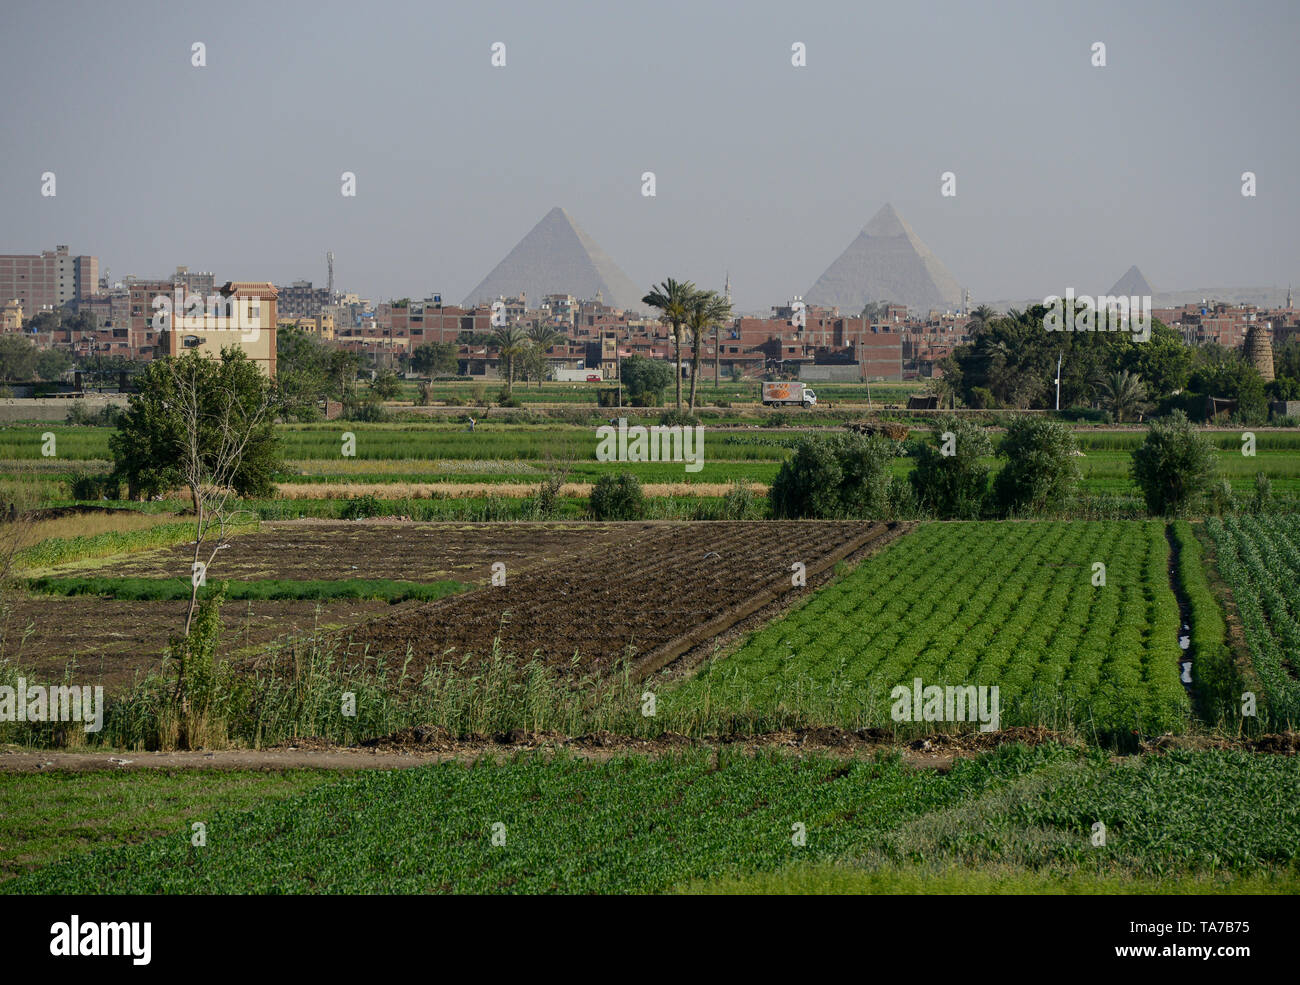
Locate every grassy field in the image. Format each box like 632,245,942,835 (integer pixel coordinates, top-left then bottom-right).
663,521,1188,735
4,745,1297,894
5,425,1298,514
8,518,258,573
0,769,337,883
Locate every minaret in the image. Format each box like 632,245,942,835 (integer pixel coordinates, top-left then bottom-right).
724,271,732,306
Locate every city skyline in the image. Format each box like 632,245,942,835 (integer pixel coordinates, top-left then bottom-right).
3,0,1298,312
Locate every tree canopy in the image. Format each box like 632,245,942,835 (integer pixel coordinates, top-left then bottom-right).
110,348,280,501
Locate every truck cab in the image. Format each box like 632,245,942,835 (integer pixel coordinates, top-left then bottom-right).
802,389,817,407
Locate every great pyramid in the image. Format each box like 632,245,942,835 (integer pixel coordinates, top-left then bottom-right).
806,204,963,315
463,207,643,311
1108,266,1154,297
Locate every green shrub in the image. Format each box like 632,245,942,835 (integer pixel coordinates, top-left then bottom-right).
993,416,1081,516
621,355,674,406
66,471,119,501
909,417,992,519
658,409,700,428
1130,410,1218,517
344,397,388,423
341,493,383,519
66,403,123,427
589,472,645,520
769,438,843,518
830,432,896,517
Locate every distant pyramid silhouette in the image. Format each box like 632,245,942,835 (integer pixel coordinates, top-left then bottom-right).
463,207,642,311
806,204,962,314
1107,265,1154,297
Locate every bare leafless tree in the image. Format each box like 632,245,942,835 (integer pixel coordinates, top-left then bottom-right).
171,365,278,640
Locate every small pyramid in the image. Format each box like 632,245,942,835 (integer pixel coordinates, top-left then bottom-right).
463,207,642,311
805,204,962,314
1108,266,1154,297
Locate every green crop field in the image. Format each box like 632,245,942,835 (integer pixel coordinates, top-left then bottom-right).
4,745,1297,895
1205,515,1300,724
665,521,1189,734
0,770,337,883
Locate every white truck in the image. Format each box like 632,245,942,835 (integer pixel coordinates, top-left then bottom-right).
761,381,817,408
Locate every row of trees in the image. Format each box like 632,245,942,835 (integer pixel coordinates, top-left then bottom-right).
275,325,364,420
0,333,73,383
933,305,1300,424
772,412,1237,520
489,324,565,394
770,416,1085,521
639,279,734,412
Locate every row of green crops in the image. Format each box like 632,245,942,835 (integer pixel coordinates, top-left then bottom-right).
1205,515,1300,724
664,521,1189,736
1170,521,1243,724
22,576,468,604
6,744,1298,894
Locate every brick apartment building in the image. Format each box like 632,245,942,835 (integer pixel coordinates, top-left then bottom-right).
276,280,335,318
156,282,278,377
0,246,98,317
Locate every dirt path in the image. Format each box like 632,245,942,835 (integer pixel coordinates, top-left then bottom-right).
0,726,1068,773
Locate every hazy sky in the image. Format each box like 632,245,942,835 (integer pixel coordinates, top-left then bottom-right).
2,0,1297,312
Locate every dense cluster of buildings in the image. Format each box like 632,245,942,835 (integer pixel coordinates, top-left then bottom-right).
1,240,1297,385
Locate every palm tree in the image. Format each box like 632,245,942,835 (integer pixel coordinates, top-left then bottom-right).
924,372,956,411
527,325,562,390
492,324,527,395
1097,370,1150,423
969,304,998,331
685,290,732,412
641,278,697,411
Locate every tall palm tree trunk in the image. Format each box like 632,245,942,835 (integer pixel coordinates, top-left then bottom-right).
714,324,721,390
673,324,683,411
689,341,701,412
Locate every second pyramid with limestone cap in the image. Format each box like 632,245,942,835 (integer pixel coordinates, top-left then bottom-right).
806,204,963,315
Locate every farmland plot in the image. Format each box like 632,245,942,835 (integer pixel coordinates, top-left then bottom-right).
666,521,1189,734
342,521,904,678
33,520,643,583
7,745,1297,895
7,523,644,688
1205,515,1300,724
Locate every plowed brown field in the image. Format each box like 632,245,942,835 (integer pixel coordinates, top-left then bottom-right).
341,521,906,679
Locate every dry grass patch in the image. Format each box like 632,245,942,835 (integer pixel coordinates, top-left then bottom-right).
273,481,768,499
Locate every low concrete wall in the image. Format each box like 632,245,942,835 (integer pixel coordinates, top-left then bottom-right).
0,395,128,422
798,365,861,382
